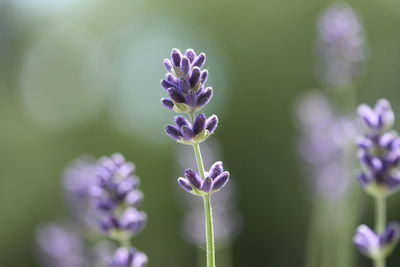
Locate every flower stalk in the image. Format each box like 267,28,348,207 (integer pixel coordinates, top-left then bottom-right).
161,48,230,267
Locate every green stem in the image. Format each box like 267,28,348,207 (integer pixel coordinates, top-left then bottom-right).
203,194,216,267
374,195,386,267
190,120,216,267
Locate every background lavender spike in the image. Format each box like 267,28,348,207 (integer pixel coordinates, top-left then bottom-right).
295,90,360,267
36,221,89,267
316,2,367,88
62,156,99,229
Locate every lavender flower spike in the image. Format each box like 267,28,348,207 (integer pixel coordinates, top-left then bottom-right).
356,99,400,197
160,49,229,267
90,153,148,267
161,48,212,113
354,223,400,259
317,2,367,88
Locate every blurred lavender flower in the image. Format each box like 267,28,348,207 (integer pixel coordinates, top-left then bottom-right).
161,48,212,113
36,222,88,267
62,156,98,228
91,153,147,242
296,91,357,198
107,247,148,267
357,99,400,196
354,223,400,258
316,2,367,88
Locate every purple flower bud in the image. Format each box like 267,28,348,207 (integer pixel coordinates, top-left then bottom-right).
208,161,223,179
160,79,176,90
379,223,400,247
161,98,174,110
212,171,230,192
119,208,147,235
171,48,182,67
200,70,208,84
196,87,213,108
108,247,147,267
354,223,400,258
181,125,195,141
353,225,380,258
358,104,379,129
186,92,197,108
165,125,181,140
185,49,196,62
201,177,213,192
125,190,144,207
181,56,190,76
206,115,218,134
193,113,206,135
178,178,193,193
163,59,173,72
174,116,190,128
358,173,372,188
185,169,202,189
178,79,191,94
189,67,201,88
167,88,185,103
132,251,148,267
192,52,206,68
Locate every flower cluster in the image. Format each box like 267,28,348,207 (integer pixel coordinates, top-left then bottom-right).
91,153,147,247
296,91,356,198
107,247,148,267
161,48,230,196
161,48,212,113
354,223,400,259
357,99,400,197
37,154,148,267
317,3,367,88
165,114,218,144
354,99,400,261
36,222,88,267
178,161,230,196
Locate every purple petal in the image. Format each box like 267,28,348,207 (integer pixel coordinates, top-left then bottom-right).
171,48,182,67
163,59,172,72
178,178,193,193
201,177,213,193
181,56,190,76
167,88,186,103
193,113,206,135
161,98,174,110
174,115,190,128
181,125,195,140
200,70,208,84
206,115,218,134
165,125,181,140
185,49,196,62
196,87,213,108
192,52,206,68
208,161,223,179
189,67,201,88
184,169,202,189
212,171,230,191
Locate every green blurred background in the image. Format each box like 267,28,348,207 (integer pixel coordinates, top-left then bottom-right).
1,0,400,266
